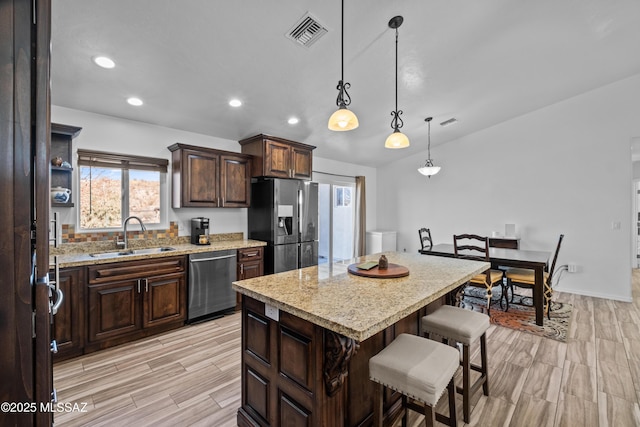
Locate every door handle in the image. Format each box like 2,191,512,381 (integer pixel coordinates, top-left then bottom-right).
51,340,58,354
48,282,64,316
190,254,236,262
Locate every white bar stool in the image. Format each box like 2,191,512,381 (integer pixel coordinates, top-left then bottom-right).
421,305,490,423
369,333,459,427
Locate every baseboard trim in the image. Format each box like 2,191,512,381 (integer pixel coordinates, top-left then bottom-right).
555,286,633,303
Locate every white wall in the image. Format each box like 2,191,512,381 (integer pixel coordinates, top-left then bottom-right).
377,73,640,302
51,106,376,238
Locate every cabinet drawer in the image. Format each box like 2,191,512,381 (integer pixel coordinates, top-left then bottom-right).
238,247,263,262
88,256,186,284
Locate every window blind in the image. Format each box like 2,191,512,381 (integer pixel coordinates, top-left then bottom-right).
77,149,168,173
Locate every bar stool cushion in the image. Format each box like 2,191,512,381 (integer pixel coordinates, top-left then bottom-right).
369,333,459,406
422,305,490,345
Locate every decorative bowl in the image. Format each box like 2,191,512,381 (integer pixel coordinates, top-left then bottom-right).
51,187,71,203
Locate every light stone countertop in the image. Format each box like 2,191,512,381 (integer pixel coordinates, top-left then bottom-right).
233,251,490,342
52,238,266,268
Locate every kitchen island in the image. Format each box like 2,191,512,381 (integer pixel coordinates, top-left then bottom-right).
232,251,489,426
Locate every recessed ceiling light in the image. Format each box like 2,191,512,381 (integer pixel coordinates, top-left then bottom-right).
440,118,458,127
288,117,299,125
127,97,143,106
229,99,242,107
93,56,115,69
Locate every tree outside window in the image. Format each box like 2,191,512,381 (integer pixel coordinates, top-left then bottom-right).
77,150,167,229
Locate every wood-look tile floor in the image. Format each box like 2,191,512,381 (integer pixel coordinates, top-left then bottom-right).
54,272,640,426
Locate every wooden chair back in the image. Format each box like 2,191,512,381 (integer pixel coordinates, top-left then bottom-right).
453,234,490,262
418,228,433,251
546,234,565,286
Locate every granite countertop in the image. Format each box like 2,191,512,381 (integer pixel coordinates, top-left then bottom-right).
233,251,489,342
51,234,266,268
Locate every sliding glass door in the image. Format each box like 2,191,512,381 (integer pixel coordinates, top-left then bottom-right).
317,177,355,264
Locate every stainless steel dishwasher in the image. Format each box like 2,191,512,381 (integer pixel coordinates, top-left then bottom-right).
188,249,237,323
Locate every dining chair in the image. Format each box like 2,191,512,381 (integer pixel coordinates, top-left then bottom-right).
453,234,504,315
504,234,564,319
418,228,433,252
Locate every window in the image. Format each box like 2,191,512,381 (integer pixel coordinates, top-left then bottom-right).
335,186,352,207
77,150,168,229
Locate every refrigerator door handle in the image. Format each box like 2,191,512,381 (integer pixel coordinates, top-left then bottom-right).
297,188,302,242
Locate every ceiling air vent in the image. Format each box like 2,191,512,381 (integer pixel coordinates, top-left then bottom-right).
286,12,328,48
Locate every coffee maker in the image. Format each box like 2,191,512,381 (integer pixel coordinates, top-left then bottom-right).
190,217,210,245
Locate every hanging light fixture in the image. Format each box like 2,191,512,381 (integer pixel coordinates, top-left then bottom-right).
328,0,359,131
384,16,409,149
418,117,441,177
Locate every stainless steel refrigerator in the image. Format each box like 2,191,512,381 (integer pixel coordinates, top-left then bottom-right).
248,178,318,274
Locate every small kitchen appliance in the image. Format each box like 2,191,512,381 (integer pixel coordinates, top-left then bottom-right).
191,217,210,245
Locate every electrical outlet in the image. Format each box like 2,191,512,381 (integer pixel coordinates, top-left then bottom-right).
265,303,279,321
568,264,578,273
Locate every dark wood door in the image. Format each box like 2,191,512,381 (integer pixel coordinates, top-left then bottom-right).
291,146,313,180
143,272,186,328
184,149,220,206
87,279,142,344
221,154,251,207
1,0,53,425
264,140,291,178
51,268,85,361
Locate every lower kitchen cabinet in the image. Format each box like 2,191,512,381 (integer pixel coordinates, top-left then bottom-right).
51,267,85,362
236,247,264,310
86,256,186,352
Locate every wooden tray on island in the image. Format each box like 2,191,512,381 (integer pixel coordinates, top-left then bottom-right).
347,263,409,279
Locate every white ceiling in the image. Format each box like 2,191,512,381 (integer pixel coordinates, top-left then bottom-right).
51,0,640,168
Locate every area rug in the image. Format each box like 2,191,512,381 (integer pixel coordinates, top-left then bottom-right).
461,286,573,342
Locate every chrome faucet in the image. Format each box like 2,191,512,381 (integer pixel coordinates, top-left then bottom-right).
116,216,147,250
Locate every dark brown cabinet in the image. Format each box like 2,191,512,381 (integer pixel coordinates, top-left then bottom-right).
236,246,264,310
51,267,85,362
238,134,315,180
86,256,186,352
168,143,251,208
50,123,82,208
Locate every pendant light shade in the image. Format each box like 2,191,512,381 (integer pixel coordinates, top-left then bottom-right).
417,117,441,177
328,104,359,131
328,0,358,131
385,16,409,149
385,131,410,149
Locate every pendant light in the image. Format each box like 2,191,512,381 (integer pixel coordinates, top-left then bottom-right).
418,117,441,177
384,16,409,149
328,0,359,131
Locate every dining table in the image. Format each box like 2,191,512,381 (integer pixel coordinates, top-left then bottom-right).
420,243,552,325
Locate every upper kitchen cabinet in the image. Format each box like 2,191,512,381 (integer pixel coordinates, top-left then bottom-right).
238,134,315,180
168,143,251,208
51,123,82,207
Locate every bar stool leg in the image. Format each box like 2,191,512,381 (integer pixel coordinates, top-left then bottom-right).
373,381,383,427
447,378,457,426
480,333,489,396
424,404,435,427
462,343,471,423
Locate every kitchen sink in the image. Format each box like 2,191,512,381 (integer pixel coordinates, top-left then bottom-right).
89,247,176,258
